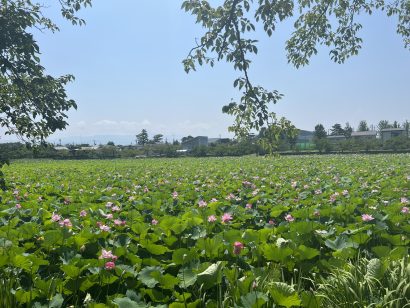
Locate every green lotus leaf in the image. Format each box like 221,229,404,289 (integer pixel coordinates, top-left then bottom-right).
15,289,40,304
178,267,197,288
42,230,64,246
270,206,289,217
138,266,164,288
61,264,81,278
325,235,358,251
113,297,146,308
12,254,32,271
196,261,224,290
269,282,301,308
143,288,169,302
169,300,202,308
240,292,268,308
196,237,223,258
158,273,179,289
143,243,171,255
262,244,293,262
172,248,196,265
49,293,64,308
296,245,320,260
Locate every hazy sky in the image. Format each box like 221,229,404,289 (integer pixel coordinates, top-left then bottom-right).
4,1,410,144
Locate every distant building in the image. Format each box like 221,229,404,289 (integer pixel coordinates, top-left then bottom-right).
79,146,99,150
351,131,377,140
326,135,346,143
54,146,69,151
381,128,408,141
296,130,314,143
181,136,208,150
208,138,231,145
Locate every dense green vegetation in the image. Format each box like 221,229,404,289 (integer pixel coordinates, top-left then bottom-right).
1,134,410,161
0,155,409,307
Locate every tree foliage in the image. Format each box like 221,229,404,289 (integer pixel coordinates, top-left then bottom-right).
182,0,410,136
0,0,91,144
358,120,369,131
330,123,344,136
314,124,327,139
257,113,298,154
136,129,149,146
181,135,194,143
377,120,391,131
152,134,164,144
343,122,353,137
0,0,91,188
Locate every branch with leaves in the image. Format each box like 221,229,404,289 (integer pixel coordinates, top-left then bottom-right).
182,0,410,138
0,0,91,144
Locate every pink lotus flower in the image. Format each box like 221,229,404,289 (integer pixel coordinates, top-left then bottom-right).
104,261,115,270
210,198,218,202
284,214,294,222
151,219,158,225
226,193,235,200
59,218,72,228
114,219,126,226
233,241,244,255
144,186,149,193
401,207,409,214
105,202,113,208
111,206,121,212
80,210,87,217
221,213,233,223
242,181,253,187
401,197,409,204
99,249,118,261
342,190,349,196
15,203,21,209
172,191,178,199
268,219,275,225
245,203,252,209
198,200,207,208
99,225,111,232
207,215,217,222
315,189,322,195
104,213,113,219
51,213,61,222
63,198,71,205
252,189,259,196
361,214,374,222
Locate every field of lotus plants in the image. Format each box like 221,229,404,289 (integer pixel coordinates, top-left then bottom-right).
0,155,409,307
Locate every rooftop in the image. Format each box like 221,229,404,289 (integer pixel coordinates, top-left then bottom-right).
327,135,346,139
381,128,406,131
351,131,377,136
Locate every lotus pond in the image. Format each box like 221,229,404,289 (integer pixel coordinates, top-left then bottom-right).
0,155,409,307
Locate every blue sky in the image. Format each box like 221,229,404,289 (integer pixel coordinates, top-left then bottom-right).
5,1,410,144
